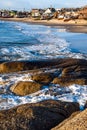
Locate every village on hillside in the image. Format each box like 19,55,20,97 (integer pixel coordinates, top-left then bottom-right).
0,6,87,22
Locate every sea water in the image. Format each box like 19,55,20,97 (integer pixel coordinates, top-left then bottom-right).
0,20,87,61
0,20,87,110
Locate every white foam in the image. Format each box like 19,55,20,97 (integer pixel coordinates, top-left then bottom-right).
1,38,87,61
0,70,87,110
0,22,87,60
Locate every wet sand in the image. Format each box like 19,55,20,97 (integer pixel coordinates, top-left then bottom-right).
0,17,87,33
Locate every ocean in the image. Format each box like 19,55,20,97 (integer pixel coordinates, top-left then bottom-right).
0,20,87,61
0,20,87,110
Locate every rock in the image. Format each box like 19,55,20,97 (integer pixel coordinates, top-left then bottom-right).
0,58,87,73
10,81,42,96
84,101,87,109
52,77,87,86
0,58,87,86
62,65,78,76
0,100,79,130
31,72,54,84
75,65,87,72
62,67,87,79
52,108,87,130
0,59,62,73
0,61,25,73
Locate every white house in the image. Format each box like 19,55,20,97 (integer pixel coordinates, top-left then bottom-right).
31,9,44,18
43,8,56,16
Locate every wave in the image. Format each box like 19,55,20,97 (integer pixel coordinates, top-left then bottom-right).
0,21,87,61
0,40,87,61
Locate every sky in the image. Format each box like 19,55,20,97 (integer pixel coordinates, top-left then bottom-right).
0,0,87,10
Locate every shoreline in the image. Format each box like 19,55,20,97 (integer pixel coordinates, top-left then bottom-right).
0,17,87,33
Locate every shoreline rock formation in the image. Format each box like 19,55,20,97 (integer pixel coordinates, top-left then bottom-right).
0,100,79,130
0,58,87,129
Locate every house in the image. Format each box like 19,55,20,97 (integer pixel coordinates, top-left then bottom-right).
70,12,79,19
61,10,79,20
64,11,71,19
10,10,17,17
31,9,44,18
15,11,28,18
42,8,56,19
44,8,55,14
53,9,61,18
53,11,59,18
56,9,61,12
43,8,56,16
1,10,12,18
31,9,40,17
0,10,17,18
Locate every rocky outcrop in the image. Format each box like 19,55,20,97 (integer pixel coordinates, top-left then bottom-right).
0,100,79,130
0,58,87,73
52,59,87,86
10,81,42,96
0,59,62,73
0,58,87,86
52,109,87,130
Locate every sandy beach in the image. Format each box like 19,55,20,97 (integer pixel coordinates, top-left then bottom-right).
0,17,87,33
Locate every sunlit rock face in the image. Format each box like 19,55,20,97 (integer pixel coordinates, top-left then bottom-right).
10,81,42,96
0,100,79,130
51,108,87,130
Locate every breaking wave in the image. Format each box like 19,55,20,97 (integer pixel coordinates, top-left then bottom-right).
0,21,87,61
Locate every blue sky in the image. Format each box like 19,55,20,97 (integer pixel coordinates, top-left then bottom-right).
0,0,87,10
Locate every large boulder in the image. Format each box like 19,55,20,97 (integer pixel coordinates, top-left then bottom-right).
52,108,87,130
10,81,42,96
0,100,79,130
